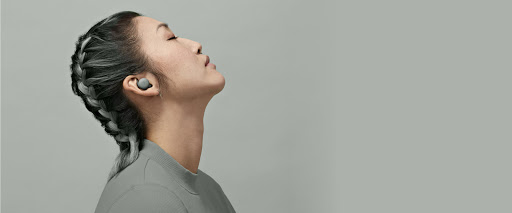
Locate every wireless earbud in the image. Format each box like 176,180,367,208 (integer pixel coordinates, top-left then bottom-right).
137,78,153,90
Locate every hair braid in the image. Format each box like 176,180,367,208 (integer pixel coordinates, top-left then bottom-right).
69,11,168,183
74,35,141,181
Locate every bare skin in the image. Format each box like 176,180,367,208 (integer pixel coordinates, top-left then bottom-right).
121,16,225,174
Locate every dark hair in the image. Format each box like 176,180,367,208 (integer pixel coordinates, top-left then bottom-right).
69,11,168,182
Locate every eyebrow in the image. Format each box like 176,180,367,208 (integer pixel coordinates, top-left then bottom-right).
156,22,169,33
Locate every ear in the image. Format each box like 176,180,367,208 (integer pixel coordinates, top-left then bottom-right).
122,73,160,97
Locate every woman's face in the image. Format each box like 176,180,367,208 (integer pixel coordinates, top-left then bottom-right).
134,16,225,99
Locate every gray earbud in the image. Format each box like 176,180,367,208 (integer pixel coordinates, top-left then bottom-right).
137,78,153,90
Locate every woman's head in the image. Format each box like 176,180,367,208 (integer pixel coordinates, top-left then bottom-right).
69,11,224,182
124,16,224,103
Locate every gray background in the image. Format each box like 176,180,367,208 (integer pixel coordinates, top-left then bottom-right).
1,0,510,212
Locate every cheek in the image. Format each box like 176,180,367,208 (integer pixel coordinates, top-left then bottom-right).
151,46,197,73
154,51,181,69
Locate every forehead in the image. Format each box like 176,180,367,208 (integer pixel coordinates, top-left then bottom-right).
134,16,172,36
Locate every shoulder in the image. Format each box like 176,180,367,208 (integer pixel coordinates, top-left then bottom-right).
198,169,222,188
197,169,228,195
107,184,187,213
197,169,236,212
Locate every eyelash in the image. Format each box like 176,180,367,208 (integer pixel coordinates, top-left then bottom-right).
168,35,179,41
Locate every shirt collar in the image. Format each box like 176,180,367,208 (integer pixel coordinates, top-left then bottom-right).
139,138,199,195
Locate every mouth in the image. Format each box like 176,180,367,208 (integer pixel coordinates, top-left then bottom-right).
205,55,210,66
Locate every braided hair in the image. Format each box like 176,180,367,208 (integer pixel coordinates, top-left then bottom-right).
69,11,168,182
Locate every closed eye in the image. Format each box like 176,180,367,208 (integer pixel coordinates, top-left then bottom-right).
168,35,179,41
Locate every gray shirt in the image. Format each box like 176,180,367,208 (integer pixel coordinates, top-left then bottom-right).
94,138,236,213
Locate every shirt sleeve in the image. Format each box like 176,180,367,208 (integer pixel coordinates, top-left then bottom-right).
108,184,188,213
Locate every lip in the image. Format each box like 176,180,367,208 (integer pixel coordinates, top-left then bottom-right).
205,55,210,66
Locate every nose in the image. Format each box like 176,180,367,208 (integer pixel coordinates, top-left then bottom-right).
179,37,202,54
196,43,202,54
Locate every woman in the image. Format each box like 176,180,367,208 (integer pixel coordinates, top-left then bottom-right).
69,11,234,213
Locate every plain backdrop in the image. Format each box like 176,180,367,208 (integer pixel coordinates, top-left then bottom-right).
1,0,511,212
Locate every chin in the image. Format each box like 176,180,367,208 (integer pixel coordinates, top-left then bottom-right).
209,74,225,94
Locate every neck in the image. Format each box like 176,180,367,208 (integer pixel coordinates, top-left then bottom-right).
145,97,210,174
